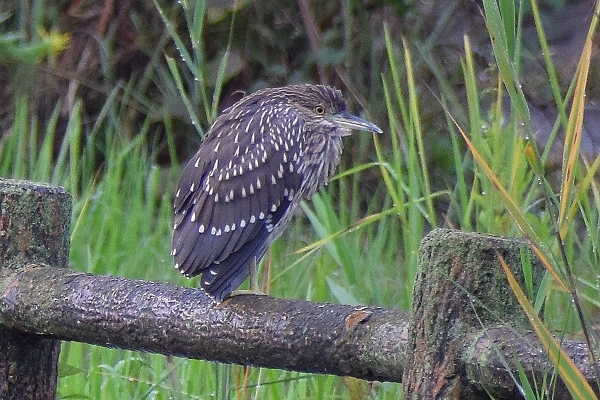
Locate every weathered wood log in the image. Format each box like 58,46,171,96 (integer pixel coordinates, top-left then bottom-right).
0,179,71,400
463,326,600,398
403,229,599,399
0,265,407,382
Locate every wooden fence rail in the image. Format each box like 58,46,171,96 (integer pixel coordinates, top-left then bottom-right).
0,179,598,399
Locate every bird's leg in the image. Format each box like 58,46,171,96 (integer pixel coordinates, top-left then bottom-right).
249,257,259,292
227,257,267,299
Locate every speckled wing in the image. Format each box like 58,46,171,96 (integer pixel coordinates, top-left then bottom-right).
172,103,304,301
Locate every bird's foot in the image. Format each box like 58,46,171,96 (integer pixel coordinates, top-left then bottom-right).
219,289,268,305
227,288,268,298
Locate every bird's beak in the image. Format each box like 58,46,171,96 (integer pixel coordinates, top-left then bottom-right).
327,111,383,134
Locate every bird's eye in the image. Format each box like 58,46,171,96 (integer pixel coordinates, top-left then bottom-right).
314,105,326,115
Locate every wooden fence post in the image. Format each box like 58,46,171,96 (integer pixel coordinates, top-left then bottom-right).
0,179,71,399
403,229,545,399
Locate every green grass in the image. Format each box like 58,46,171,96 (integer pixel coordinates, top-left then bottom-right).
1,0,599,398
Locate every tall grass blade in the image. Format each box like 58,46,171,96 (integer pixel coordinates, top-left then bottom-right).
557,2,599,238
449,108,568,292
498,252,597,400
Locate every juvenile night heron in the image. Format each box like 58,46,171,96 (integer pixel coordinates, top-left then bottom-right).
172,84,382,302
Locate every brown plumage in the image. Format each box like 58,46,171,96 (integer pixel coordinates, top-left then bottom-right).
172,84,382,302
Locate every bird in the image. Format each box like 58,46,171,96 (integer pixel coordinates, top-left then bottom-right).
172,84,382,302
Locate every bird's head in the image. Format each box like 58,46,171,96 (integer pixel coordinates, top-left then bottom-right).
283,84,383,137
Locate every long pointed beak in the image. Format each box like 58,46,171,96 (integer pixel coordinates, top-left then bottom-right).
327,111,383,134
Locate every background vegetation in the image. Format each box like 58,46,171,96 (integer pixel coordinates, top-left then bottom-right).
1,0,599,398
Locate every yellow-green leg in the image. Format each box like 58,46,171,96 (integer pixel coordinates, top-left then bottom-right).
249,257,259,292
